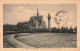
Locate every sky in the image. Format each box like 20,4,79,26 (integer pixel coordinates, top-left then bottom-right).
3,4,77,28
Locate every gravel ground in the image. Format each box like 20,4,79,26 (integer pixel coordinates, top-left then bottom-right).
3,35,14,48
15,33,77,48
3,33,34,48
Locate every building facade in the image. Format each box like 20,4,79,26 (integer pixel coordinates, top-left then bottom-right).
28,9,47,29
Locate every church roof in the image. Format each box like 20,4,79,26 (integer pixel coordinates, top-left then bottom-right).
30,15,43,21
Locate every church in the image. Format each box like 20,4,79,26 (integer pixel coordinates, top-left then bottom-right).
28,9,47,29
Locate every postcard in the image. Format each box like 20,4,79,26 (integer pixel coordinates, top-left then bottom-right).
0,0,80,51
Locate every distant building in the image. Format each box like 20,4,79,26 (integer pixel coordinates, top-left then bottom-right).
17,9,47,30
28,8,47,29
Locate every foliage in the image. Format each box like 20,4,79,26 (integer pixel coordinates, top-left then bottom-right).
3,23,77,35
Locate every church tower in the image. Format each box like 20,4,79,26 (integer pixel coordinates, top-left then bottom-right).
47,13,51,31
37,8,39,16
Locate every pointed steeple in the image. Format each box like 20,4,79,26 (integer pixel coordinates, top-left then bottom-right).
37,8,39,16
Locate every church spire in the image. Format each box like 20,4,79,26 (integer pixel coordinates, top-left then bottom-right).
37,8,39,16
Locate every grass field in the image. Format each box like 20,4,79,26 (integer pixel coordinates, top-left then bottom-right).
15,33,77,48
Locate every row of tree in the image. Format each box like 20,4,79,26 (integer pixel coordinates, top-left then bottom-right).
3,23,77,35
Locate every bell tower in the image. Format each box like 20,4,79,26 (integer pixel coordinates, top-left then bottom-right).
48,12,51,31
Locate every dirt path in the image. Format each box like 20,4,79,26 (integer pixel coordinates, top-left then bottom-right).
7,34,35,48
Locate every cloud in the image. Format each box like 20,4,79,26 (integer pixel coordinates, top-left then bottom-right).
4,4,77,28
7,6,36,23
12,6,26,12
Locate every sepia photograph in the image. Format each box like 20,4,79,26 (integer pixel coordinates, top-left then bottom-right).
3,4,77,48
